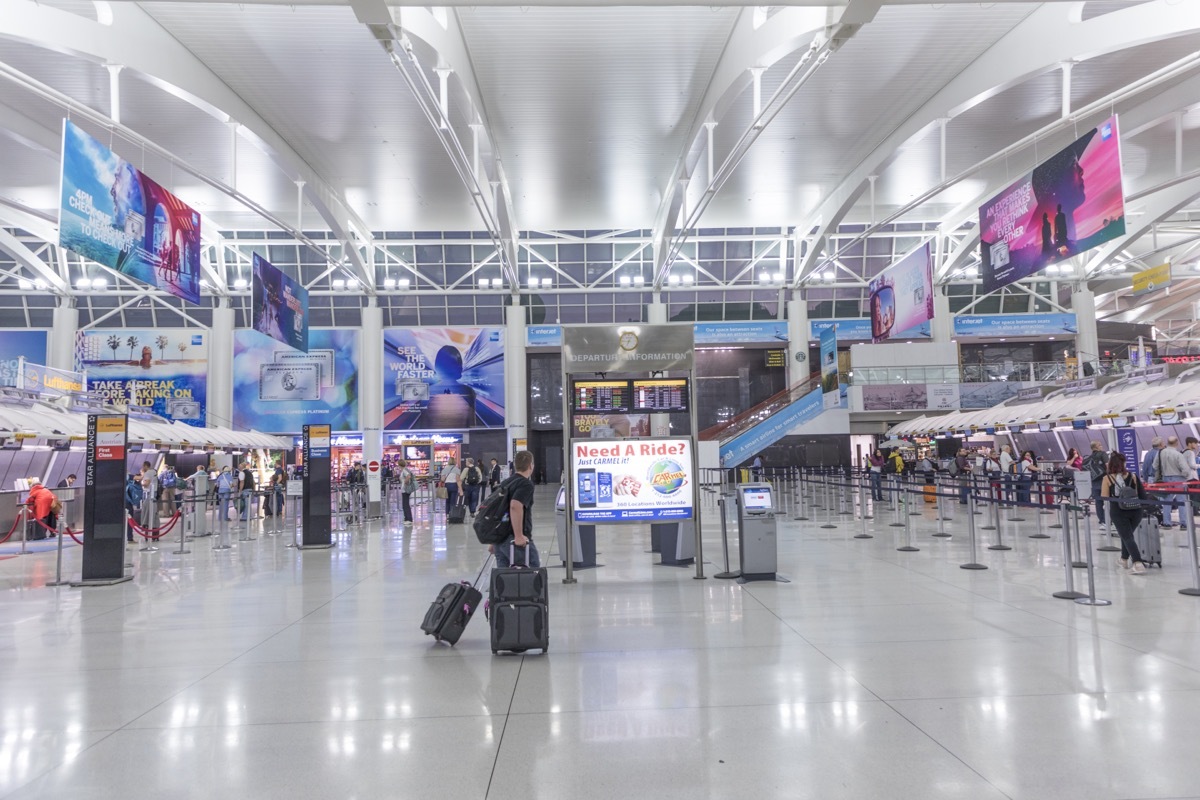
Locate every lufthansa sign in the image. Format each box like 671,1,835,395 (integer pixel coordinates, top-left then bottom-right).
561,325,695,374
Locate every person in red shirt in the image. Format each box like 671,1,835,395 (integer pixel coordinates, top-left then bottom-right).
26,479,59,536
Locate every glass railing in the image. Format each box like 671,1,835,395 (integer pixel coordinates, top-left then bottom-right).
699,372,822,442
850,360,1133,386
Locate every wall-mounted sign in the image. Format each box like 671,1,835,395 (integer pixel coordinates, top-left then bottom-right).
953,313,1078,338
561,325,694,373
809,318,930,342
1131,263,1171,297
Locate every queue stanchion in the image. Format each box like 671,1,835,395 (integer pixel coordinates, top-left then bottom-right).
1070,496,1086,568
139,509,159,553
972,476,985,514
889,478,905,528
855,474,873,539
897,482,918,552
1179,502,1200,597
960,490,986,570
1045,479,1062,526
46,514,69,587
820,473,837,530
1030,497,1050,539
714,497,740,580
908,474,922,516
17,505,28,556
1007,474,1026,522
1090,499,1118,553
1074,509,1111,607
987,485,1011,551
794,471,809,521
840,476,853,516
933,476,950,538
213,501,232,552
172,500,191,556
1053,500,1087,599
980,482,998,532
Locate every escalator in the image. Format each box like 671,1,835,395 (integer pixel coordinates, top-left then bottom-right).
700,373,832,467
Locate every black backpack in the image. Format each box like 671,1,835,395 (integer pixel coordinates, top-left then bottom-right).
473,478,516,545
465,466,482,486
1086,452,1107,481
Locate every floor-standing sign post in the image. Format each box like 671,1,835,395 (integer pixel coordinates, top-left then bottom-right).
74,413,133,586
300,423,333,549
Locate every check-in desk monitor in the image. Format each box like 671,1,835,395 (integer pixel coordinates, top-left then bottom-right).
741,486,773,513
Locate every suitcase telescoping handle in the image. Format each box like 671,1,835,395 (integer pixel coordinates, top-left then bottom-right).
472,553,494,589
508,542,531,567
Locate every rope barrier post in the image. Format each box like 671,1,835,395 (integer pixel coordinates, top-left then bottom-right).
1091,499,1118,552
714,497,740,580
794,470,808,521
933,476,950,538
1007,474,1025,522
18,505,28,556
173,502,191,556
46,514,69,587
840,476,853,516
820,473,837,530
1053,500,1087,599
213,500,232,551
855,474,873,539
1030,497,1050,539
1071,502,1087,569
1045,480,1061,524
1074,506,1111,607
138,508,159,553
1179,504,1200,597
960,491,987,570
898,482,918,552
908,474,921,516
988,486,1011,551
889,477,904,528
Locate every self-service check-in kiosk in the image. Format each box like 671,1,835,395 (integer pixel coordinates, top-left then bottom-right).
184,471,209,538
555,486,599,569
736,482,787,583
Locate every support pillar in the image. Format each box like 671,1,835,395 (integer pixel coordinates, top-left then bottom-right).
1071,283,1099,372
931,287,953,345
360,299,383,517
786,293,808,386
208,301,234,428
647,295,670,436
505,298,527,464
105,64,122,125
50,301,78,372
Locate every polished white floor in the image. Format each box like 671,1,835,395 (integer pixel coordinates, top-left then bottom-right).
2,485,1200,799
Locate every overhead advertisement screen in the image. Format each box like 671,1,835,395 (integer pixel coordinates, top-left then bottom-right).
76,329,208,425
980,115,1126,293
868,242,933,343
252,253,308,352
58,120,202,305
383,327,505,430
233,329,359,432
572,438,694,523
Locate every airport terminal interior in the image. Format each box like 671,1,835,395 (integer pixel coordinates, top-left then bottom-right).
3,0,1200,797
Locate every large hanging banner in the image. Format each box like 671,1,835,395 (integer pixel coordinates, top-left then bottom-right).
383,327,505,430
868,242,934,343
820,326,841,410
252,253,309,352
980,115,1126,293
0,331,48,387
76,329,208,425
233,329,359,433
58,120,202,305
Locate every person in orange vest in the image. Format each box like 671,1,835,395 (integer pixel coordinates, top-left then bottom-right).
25,478,59,538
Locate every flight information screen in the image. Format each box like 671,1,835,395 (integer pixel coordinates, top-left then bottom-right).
572,380,632,413
631,378,689,413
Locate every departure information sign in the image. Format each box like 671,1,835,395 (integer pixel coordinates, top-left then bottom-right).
572,380,631,413
632,378,689,413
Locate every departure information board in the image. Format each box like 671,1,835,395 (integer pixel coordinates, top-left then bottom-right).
632,378,689,413
572,380,632,413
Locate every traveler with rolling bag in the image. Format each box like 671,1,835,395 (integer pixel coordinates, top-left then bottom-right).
420,554,492,646
1100,452,1155,574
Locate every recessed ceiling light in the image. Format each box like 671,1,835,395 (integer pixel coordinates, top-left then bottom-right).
541,277,552,288
331,279,345,290
668,275,680,286
478,278,489,288
633,275,645,286
18,279,32,291
91,278,107,290
490,278,503,288
528,276,539,289
383,277,397,289
773,272,784,283
75,277,90,290
618,275,631,286
234,277,249,290
681,274,694,285
397,278,410,289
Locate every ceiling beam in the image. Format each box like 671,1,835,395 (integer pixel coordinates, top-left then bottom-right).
793,0,1200,285
0,228,69,294
1084,174,1200,279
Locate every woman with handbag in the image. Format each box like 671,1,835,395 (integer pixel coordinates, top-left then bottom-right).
439,459,461,516
1101,452,1150,574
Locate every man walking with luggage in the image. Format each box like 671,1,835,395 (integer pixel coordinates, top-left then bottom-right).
492,450,538,568
462,457,484,515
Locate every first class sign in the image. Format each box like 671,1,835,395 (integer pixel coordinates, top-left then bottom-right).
571,438,694,523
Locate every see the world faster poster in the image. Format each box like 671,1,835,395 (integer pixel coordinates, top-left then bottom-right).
383,327,505,430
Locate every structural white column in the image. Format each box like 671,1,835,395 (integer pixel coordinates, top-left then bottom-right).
360,299,383,512
931,287,953,344
646,295,670,435
208,301,234,428
49,301,78,372
505,299,527,463
1071,282,1100,370
786,292,808,386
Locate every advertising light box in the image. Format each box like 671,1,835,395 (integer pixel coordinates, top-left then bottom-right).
572,438,693,523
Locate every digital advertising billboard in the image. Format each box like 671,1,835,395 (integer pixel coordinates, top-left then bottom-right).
0,331,48,387
233,328,359,432
820,326,841,410
383,327,505,430
980,115,1126,293
868,242,934,343
252,253,309,352
59,120,202,305
572,438,694,523
76,329,208,425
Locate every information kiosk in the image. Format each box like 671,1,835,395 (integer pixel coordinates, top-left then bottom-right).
555,486,598,569
736,482,785,583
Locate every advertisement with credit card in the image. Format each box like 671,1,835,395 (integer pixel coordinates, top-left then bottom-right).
76,329,208,425
572,438,694,523
980,115,1125,293
233,329,359,432
383,327,505,430
252,253,309,352
58,120,201,304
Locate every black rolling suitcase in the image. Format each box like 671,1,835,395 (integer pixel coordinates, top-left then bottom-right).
447,502,467,524
421,556,491,645
489,544,549,655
